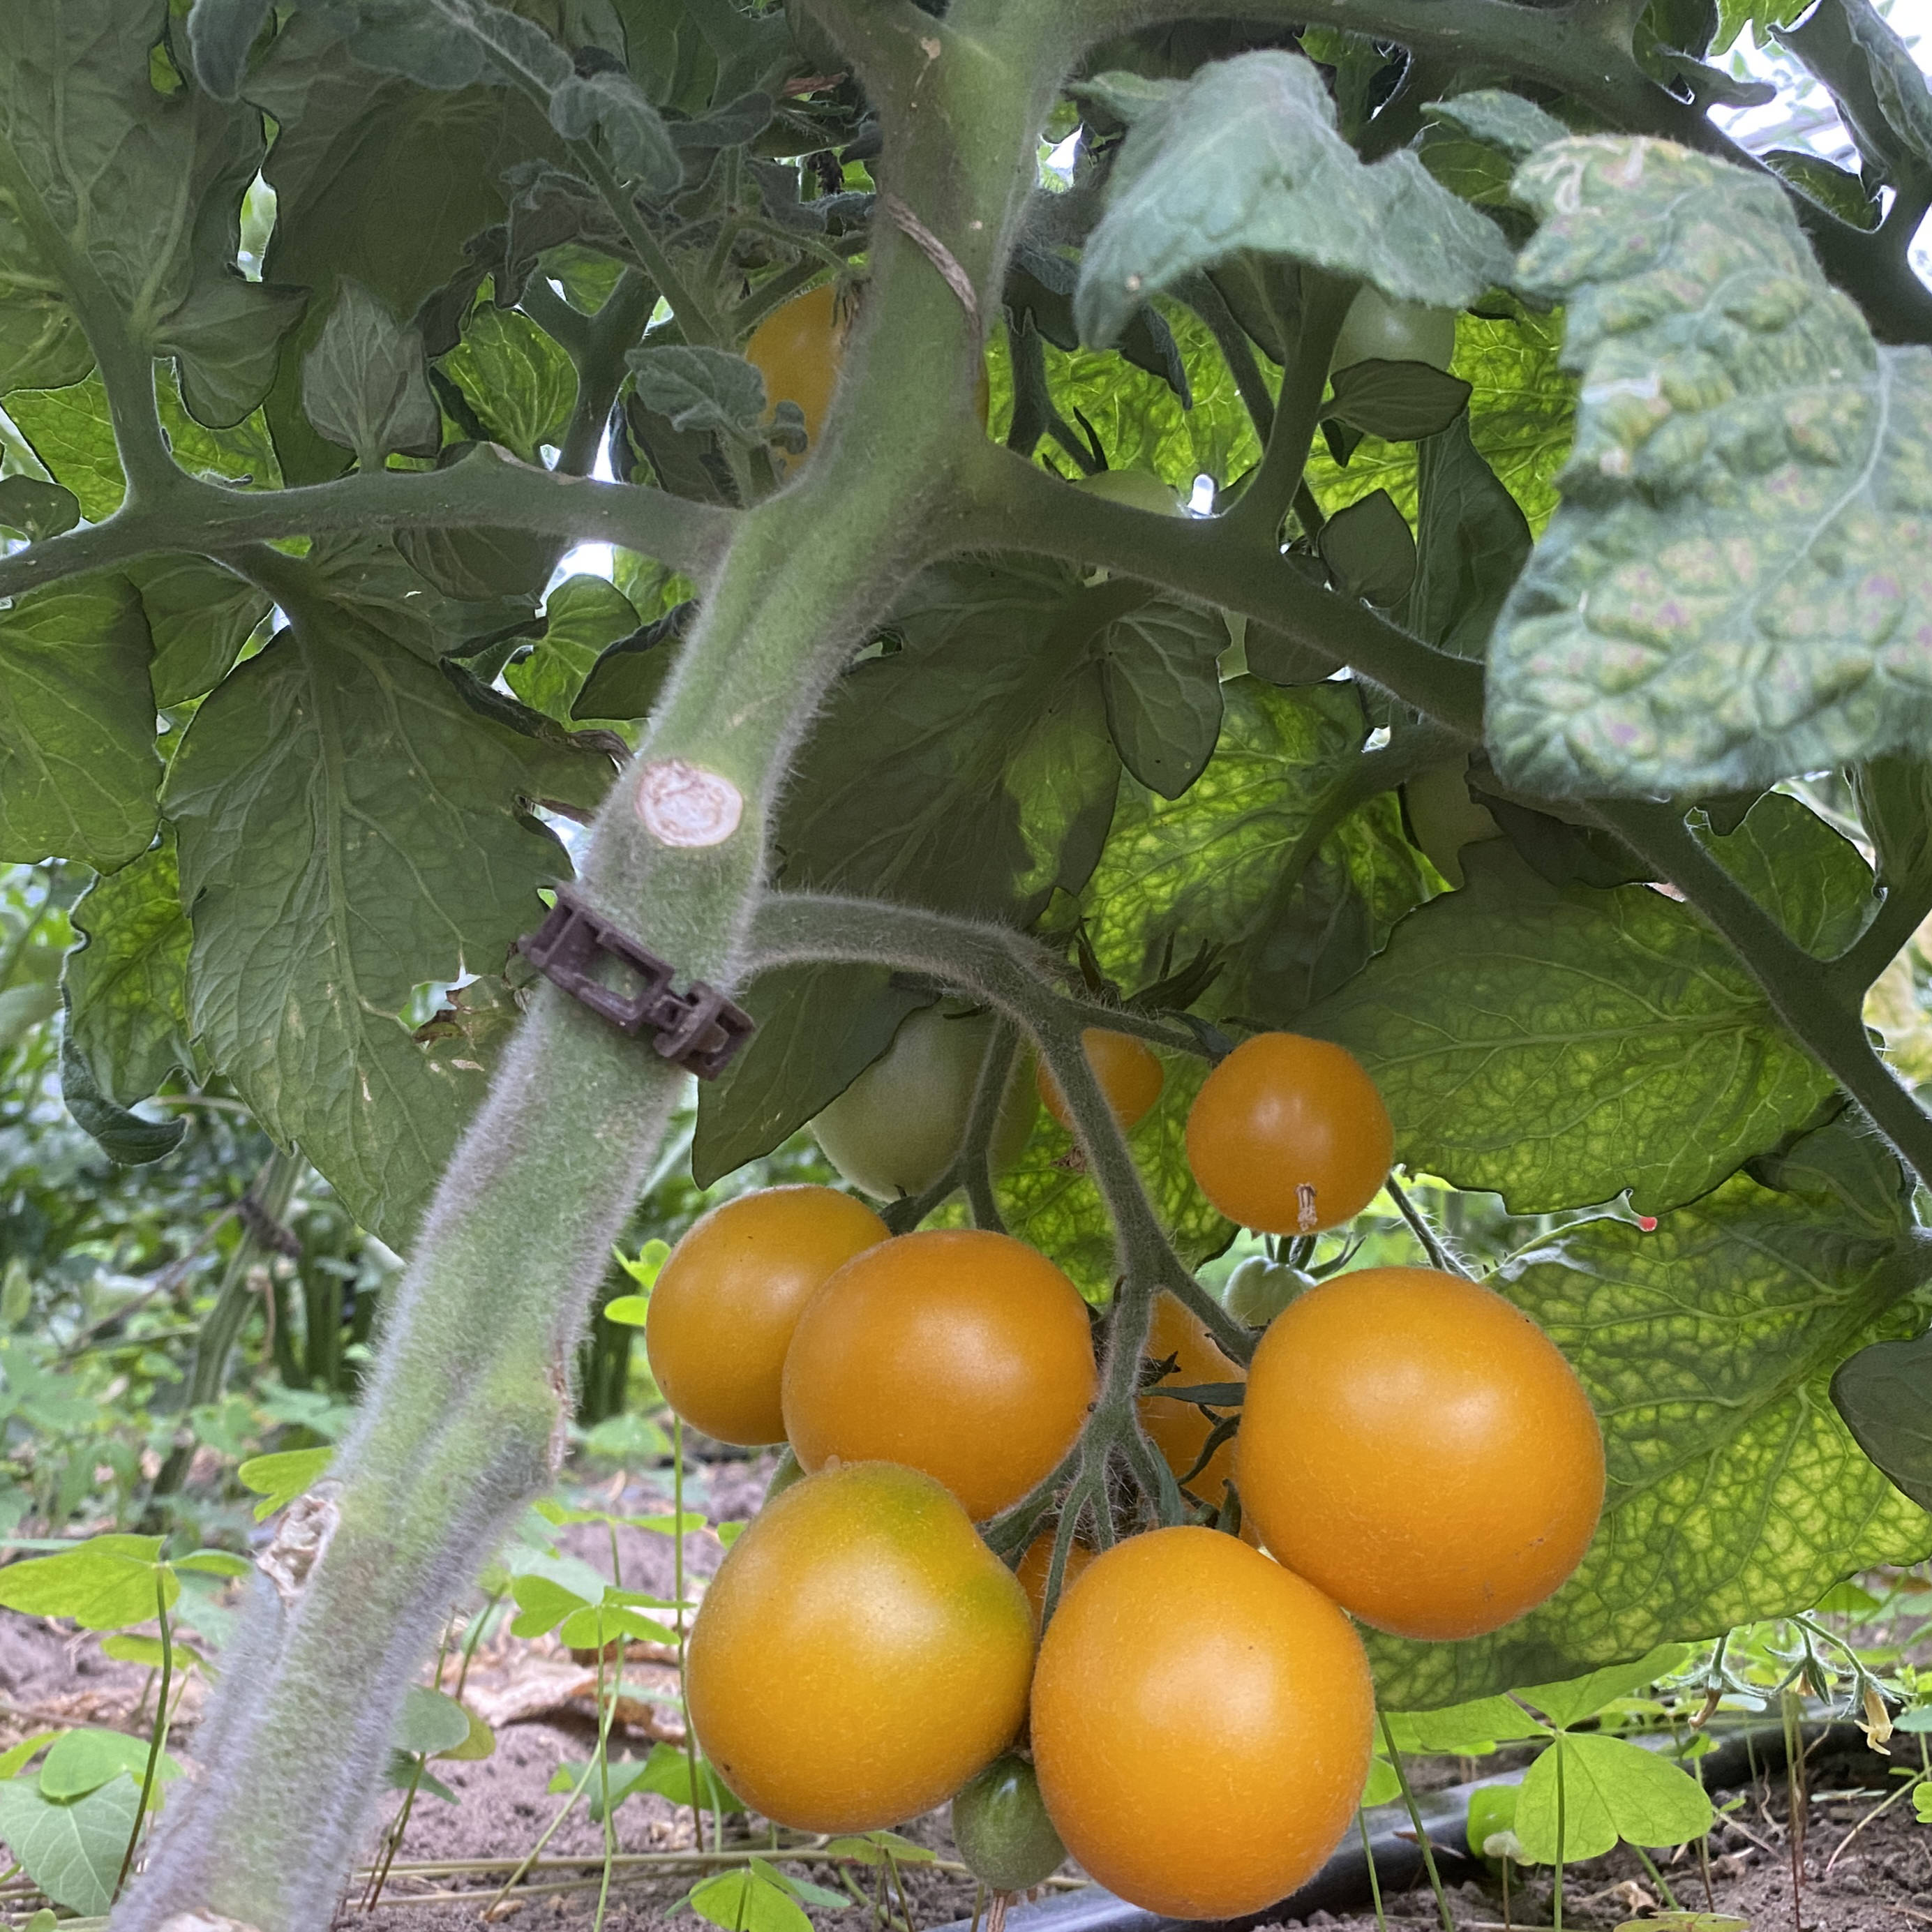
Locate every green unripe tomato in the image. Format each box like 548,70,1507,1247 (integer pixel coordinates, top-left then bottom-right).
1402,757,1502,889
950,1753,1067,1893
1331,287,1457,373
1222,1255,1312,1328
1073,467,1185,516
811,1006,1037,1202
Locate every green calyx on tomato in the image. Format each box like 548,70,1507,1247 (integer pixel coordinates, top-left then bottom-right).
810,1004,1035,1202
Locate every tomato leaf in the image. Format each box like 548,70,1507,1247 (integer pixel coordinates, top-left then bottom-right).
1074,52,1513,348
1488,136,1932,796
63,830,196,1117
0,578,160,874
301,279,442,470
1306,800,1866,1216
165,574,599,1246
1095,599,1227,799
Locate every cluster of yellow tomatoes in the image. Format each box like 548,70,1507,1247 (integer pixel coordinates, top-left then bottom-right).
645,1023,1606,1920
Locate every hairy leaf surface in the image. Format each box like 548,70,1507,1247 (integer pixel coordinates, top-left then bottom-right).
1076,52,1513,348
1306,798,1866,1215
165,598,590,1245
1488,137,1932,795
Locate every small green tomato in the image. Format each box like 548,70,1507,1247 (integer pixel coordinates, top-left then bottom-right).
811,1005,1036,1203
1331,287,1458,373
951,1753,1067,1894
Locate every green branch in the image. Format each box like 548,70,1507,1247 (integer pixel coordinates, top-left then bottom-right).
749,890,1255,1365
1596,800,1932,1192
530,271,659,479
1835,873,1932,997
0,145,177,502
1224,268,1352,548
957,444,1488,737
0,449,735,604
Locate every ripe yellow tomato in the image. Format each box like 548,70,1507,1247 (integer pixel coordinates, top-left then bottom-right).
643,1186,887,1446
1236,1266,1606,1639
811,1005,1036,1204
746,281,849,456
1031,1527,1373,1918
1013,1529,1095,1622
1138,1293,1245,1513
1185,1032,1393,1234
781,1228,1098,1521
1035,1028,1165,1135
1331,287,1458,373
687,1462,1034,1832
746,280,988,469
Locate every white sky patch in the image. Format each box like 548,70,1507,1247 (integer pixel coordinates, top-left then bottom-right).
1712,0,1932,283
548,423,619,594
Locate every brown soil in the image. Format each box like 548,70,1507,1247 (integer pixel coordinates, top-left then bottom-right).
0,1467,1920,1931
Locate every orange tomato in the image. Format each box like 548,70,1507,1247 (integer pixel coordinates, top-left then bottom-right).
1236,1266,1605,1639
781,1228,1098,1521
1030,1527,1373,1918
644,1185,887,1446
1036,1028,1165,1135
1185,1032,1392,1234
1138,1294,1245,1515
745,281,849,456
745,280,988,469
1014,1529,1095,1622
687,1462,1033,1832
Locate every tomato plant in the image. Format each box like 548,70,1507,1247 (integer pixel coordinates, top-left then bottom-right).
1238,1266,1606,1639
643,1185,887,1446
6,0,1932,1920
1186,1032,1395,1234
781,1227,1098,1520
811,1005,1036,1202
685,1462,1033,1834
1029,1526,1375,1918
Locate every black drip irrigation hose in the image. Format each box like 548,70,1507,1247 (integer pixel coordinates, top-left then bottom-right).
935,1719,1862,1932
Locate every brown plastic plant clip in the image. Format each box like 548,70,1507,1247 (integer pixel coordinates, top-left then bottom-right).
517,888,754,1079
